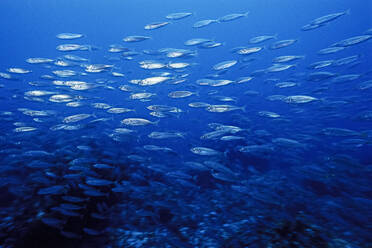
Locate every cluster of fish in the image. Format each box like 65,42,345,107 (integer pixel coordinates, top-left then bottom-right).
0,7,371,247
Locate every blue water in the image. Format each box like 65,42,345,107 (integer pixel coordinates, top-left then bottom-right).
0,0,371,247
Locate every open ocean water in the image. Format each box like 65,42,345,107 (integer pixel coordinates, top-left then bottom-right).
0,0,371,247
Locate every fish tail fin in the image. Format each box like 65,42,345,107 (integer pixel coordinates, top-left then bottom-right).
345,9,351,15
244,11,250,16
241,105,247,113
177,132,187,138
273,33,279,39
194,91,200,97
153,120,160,126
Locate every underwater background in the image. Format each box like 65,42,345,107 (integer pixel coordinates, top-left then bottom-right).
0,0,371,247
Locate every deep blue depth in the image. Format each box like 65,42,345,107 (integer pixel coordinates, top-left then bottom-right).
0,0,371,247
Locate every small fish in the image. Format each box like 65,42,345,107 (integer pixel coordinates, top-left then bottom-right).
86,178,114,186
123,35,151,42
93,163,114,169
121,118,158,126
38,185,66,195
284,95,318,103
148,131,185,139
266,63,296,72
249,35,276,44
7,68,31,74
26,58,53,64
206,104,246,113
41,217,66,228
258,111,281,118
56,33,84,39
301,23,323,31
130,92,156,100
63,114,92,123
236,47,262,55
83,228,102,236
14,127,37,132
168,91,196,98
64,54,89,61
317,46,345,55
143,145,174,153
62,196,86,203
331,35,372,47
60,203,85,210
272,55,304,63
310,10,350,25
270,39,297,49
308,60,334,69
56,44,89,51
184,38,211,46
193,19,218,28
144,22,170,30
220,135,245,141
107,108,134,114
188,102,211,108
275,82,296,88
190,147,219,156
165,12,193,20
52,70,77,77
139,76,170,86
213,60,237,70
218,12,249,22
139,61,166,70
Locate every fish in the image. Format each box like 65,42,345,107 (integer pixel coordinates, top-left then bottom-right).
63,114,92,123
236,47,263,55
301,23,323,31
198,41,224,49
190,147,219,155
310,10,350,25
317,46,345,55
266,63,296,72
139,76,170,86
218,12,249,22
26,58,54,64
270,39,297,49
123,35,151,42
56,33,84,39
168,91,197,98
331,35,372,47
184,38,212,46
220,135,245,141
148,131,185,139
193,19,218,28
272,55,304,63
284,95,318,103
86,178,114,186
7,68,31,74
188,102,211,108
130,92,156,100
249,35,277,44
56,44,89,51
144,22,170,30
308,60,334,69
14,127,37,132
275,82,296,88
107,108,134,114
38,185,67,195
121,118,158,126
206,104,246,113
258,111,281,118
213,60,237,70
139,60,166,70
165,12,193,20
